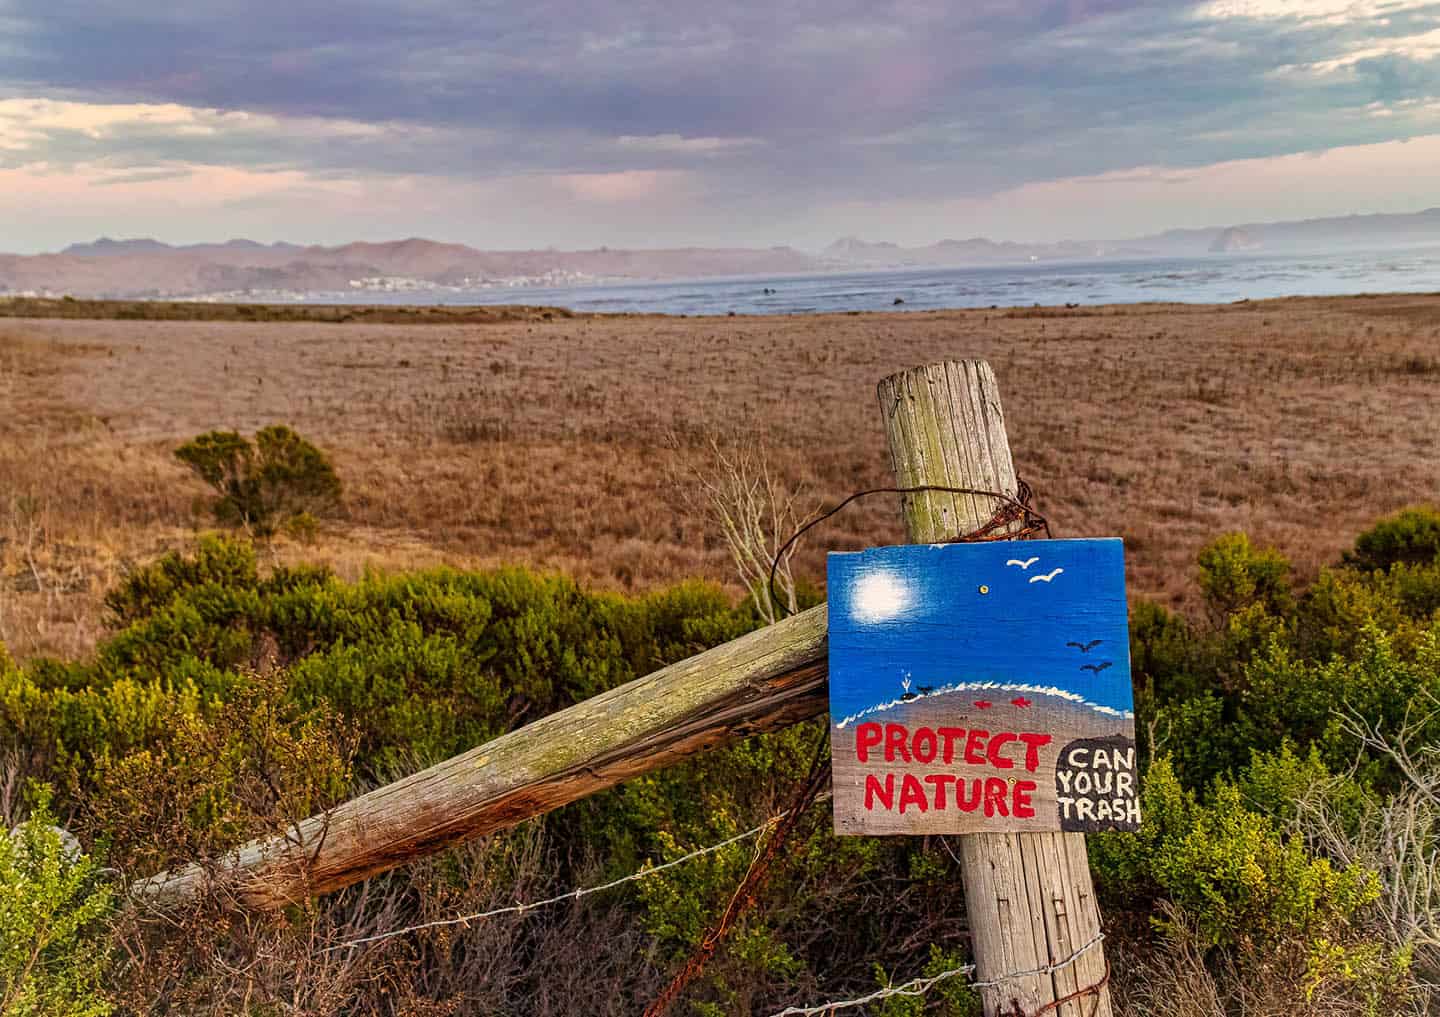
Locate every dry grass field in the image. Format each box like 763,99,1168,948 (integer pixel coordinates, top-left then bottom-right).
2,293,1438,662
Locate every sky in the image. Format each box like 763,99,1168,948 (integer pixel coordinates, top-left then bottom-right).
827,540,1133,724
3,0,1440,252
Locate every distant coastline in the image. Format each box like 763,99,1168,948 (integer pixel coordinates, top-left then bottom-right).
10,246,1428,318
5,205,1440,302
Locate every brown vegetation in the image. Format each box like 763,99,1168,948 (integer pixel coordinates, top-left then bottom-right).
3,293,1439,662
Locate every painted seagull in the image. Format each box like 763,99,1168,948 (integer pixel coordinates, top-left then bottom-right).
1081,661,1113,675
1029,568,1064,583
1006,556,1040,569
1067,639,1104,652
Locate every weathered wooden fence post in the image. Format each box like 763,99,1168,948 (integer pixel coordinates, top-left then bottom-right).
877,359,1112,1017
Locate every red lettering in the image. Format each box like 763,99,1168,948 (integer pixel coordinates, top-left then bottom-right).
856,723,882,763
864,773,894,810
983,777,1010,817
885,723,911,763
924,773,955,809
964,729,988,766
899,774,928,814
1018,733,1053,772
938,727,966,764
986,732,1017,769
1013,780,1037,819
955,778,982,812
912,727,938,763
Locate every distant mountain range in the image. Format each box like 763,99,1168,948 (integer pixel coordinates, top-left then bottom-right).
0,239,821,300
5,207,1440,299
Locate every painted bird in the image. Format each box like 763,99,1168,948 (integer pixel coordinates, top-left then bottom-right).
1067,639,1104,652
1081,661,1113,675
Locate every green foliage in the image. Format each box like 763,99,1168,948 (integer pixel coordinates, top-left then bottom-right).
174,425,341,536
1304,937,1416,1013
5,536,775,857
103,535,258,626
1346,506,1440,572
1092,758,1378,950
1238,743,1375,833
873,945,980,1017
7,506,1440,1011
1135,525,1440,791
0,790,113,1017
74,672,356,872
1196,531,1293,620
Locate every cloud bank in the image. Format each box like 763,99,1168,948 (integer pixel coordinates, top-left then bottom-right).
2,0,1439,250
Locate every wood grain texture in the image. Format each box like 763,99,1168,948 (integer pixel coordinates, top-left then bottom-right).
134,604,828,909
877,360,1112,1017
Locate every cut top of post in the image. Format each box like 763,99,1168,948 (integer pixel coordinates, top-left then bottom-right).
877,360,1020,543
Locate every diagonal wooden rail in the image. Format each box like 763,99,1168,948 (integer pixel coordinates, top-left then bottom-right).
135,358,1113,1017
135,605,828,908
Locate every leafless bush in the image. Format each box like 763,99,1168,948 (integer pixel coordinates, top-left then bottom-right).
1296,700,1440,997
1114,907,1225,1017
110,820,663,1016
670,433,814,624
1114,902,1423,1017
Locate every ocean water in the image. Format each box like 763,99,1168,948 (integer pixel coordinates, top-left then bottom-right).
295,246,1440,316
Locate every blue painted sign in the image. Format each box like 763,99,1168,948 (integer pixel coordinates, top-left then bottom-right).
827,539,1139,835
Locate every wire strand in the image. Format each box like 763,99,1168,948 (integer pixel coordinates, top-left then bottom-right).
766,479,1050,618
764,931,1107,1017
322,795,833,953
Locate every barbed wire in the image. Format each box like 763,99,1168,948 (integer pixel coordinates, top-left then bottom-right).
765,931,1107,1017
317,794,1108,1016
643,744,833,1017
767,478,1051,618
322,796,832,953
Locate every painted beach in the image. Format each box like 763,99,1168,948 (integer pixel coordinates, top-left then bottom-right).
831,691,1137,835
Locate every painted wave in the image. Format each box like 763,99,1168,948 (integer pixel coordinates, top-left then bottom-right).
833,680,1135,729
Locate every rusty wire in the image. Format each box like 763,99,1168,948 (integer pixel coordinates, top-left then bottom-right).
768,477,1052,619
641,744,833,1017
1018,958,1111,1017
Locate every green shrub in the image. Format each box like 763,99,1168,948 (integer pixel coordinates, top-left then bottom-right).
71,672,354,873
103,536,258,627
0,791,113,1017
873,945,979,1017
1092,758,1377,950
1347,506,1440,572
8,509,1440,1011
1197,532,1292,620
174,425,341,536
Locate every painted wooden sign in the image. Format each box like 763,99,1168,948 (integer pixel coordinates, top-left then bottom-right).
828,539,1138,835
